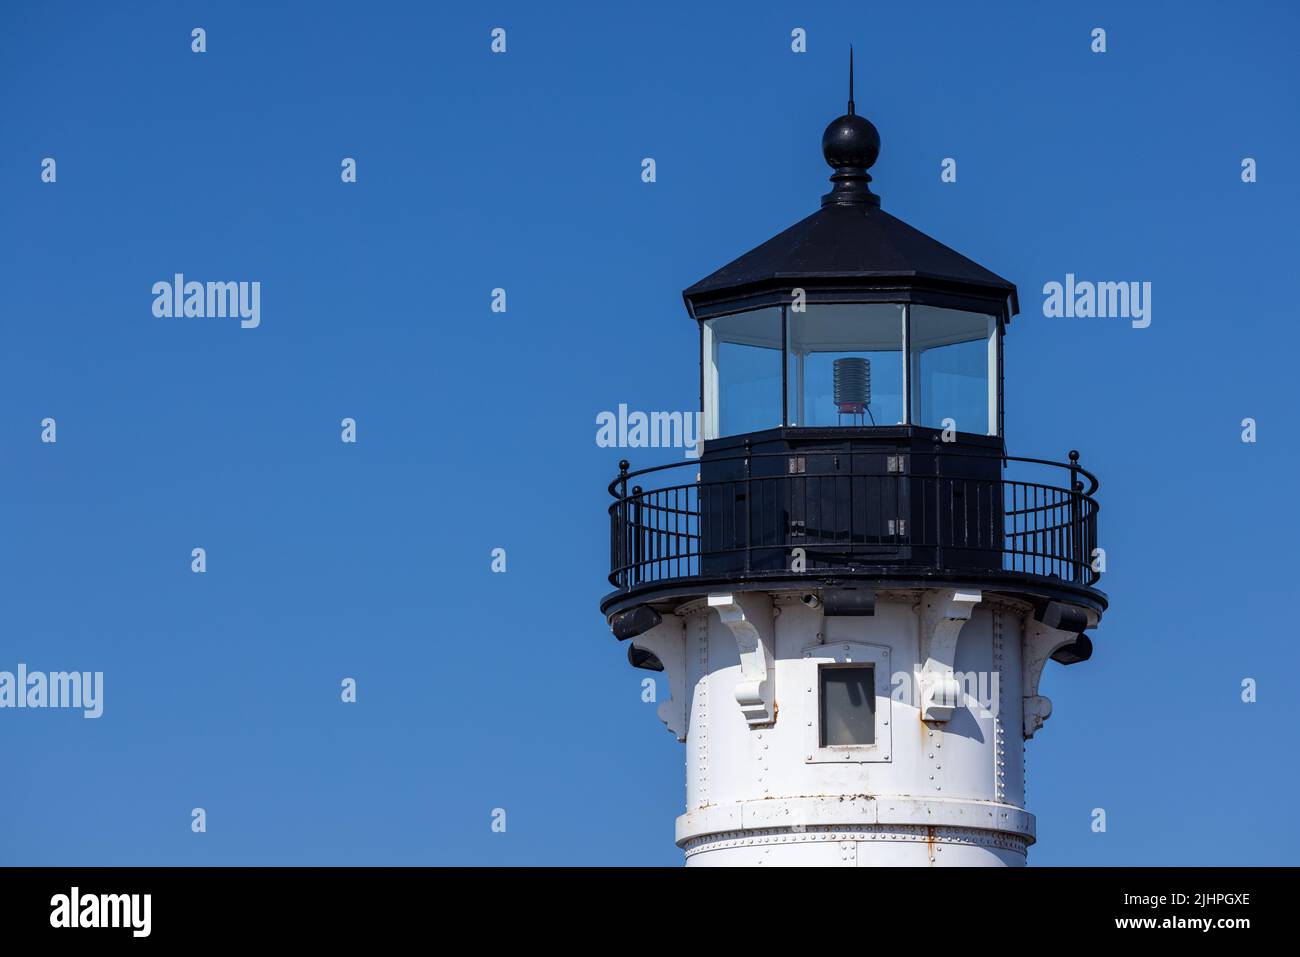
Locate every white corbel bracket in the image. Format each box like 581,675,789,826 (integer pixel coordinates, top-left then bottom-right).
1022,615,1082,740
709,593,776,726
918,588,982,721
628,616,688,741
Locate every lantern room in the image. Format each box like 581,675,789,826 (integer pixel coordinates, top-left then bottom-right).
603,59,1103,622
700,303,998,437
686,100,1017,446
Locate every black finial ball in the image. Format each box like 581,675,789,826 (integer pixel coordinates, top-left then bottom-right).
822,113,880,170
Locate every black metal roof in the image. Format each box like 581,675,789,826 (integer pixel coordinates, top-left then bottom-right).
683,203,1019,322
682,72,1020,324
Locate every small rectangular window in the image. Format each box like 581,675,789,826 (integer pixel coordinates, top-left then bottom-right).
819,665,875,747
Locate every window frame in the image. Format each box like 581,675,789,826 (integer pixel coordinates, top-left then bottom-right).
803,640,893,764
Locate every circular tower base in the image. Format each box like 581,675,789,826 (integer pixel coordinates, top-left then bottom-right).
683,824,1029,866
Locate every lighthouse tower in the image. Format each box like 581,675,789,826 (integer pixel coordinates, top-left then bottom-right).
600,68,1106,867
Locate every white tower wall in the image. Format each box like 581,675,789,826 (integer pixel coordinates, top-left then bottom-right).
632,587,1088,866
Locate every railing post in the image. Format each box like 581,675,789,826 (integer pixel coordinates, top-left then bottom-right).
617,459,630,590
631,484,643,585
1068,450,1083,583
743,438,752,575
935,459,944,571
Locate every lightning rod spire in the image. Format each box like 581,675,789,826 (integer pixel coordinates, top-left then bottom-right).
848,45,855,115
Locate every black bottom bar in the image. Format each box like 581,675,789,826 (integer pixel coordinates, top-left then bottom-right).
0,866,1284,942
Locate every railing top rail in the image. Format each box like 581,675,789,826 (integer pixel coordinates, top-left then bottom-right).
609,449,1099,499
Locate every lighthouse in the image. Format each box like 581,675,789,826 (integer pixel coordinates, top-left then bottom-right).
600,63,1106,867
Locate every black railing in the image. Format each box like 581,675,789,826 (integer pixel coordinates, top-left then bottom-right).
608,451,1100,592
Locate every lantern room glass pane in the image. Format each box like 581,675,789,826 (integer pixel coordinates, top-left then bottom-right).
702,308,783,440
909,306,996,436
786,304,905,427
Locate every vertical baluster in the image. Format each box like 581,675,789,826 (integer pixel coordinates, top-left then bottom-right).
618,460,630,589
743,440,752,574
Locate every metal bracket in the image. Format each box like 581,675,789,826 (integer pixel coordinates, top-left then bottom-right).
1022,615,1083,740
709,593,776,727
627,616,688,741
918,588,982,721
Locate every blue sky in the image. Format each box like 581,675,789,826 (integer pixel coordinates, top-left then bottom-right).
1,0,1297,865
